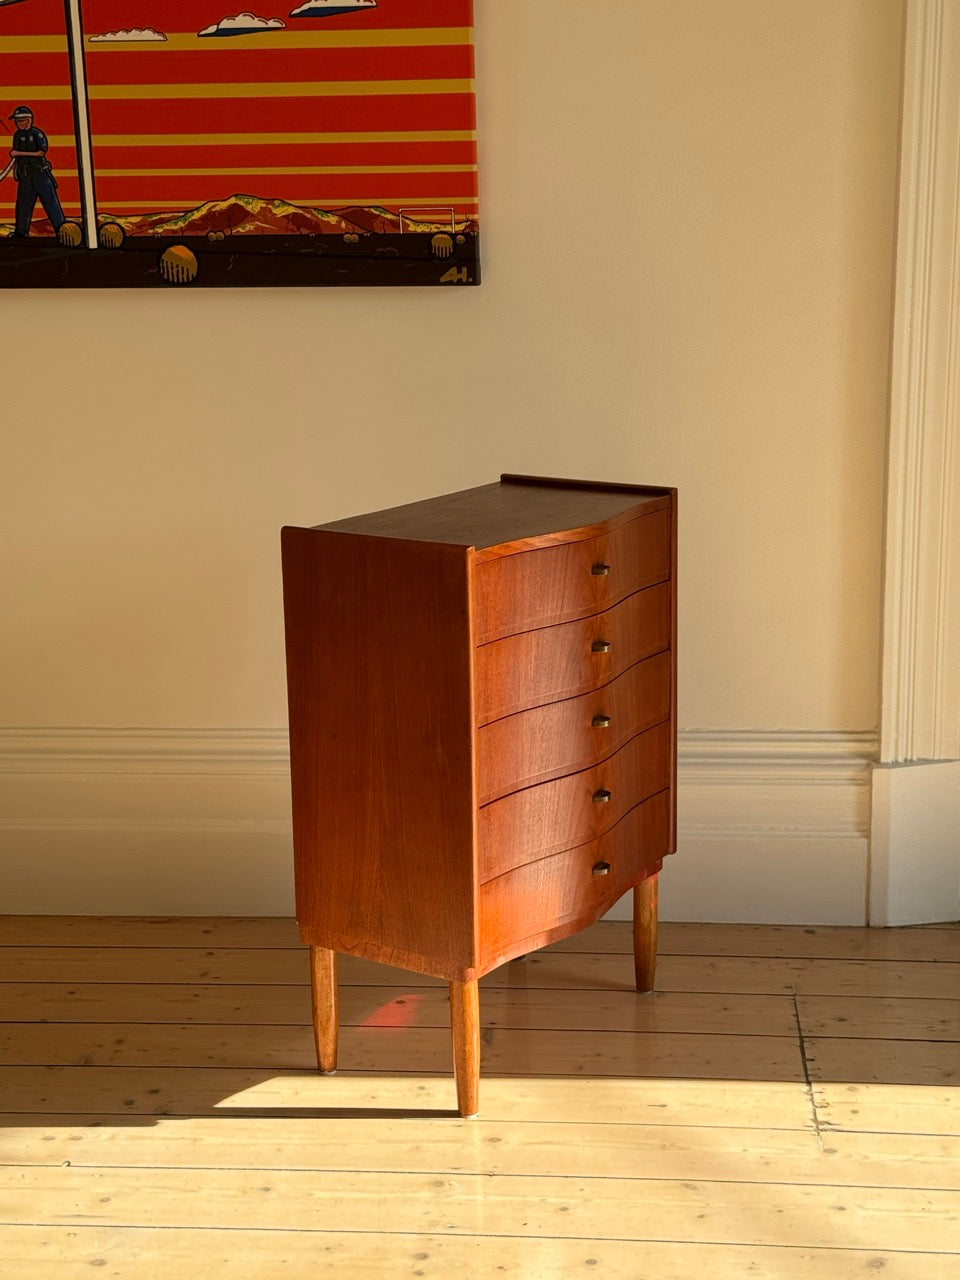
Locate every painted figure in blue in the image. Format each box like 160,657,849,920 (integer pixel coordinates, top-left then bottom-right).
7,106,66,238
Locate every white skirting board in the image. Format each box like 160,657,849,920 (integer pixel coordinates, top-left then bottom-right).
0,729,295,916
0,726,877,922
611,729,874,925
869,759,960,926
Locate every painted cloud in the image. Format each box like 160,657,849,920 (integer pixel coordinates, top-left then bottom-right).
290,0,378,17
88,28,167,42
198,13,286,37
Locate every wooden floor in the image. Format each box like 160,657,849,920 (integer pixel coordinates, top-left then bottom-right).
1,917,958,1278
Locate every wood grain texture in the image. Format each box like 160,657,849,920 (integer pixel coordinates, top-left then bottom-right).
0,1066,813,1127
299,1024,793,1085
0,985,800,1037
815,1081,960,1134
478,722,671,880
10,1229,958,1280
634,875,659,992
667,489,679,854
473,507,672,644
0,1019,803,1076
548,921,960,964
798,996,960,1041
6,917,956,963
7,1117,960,1189
7,913,959,1280
318,477,670,554
281,528,479,982
5,1165,958,1253
309,947,337,1073
480,791,670,969
4,957,957,1024
804,1037,960,1087
1,1020,781,1079
449,979,480,1117
21,945,956,1000
475,582,670,724
477,653,671,804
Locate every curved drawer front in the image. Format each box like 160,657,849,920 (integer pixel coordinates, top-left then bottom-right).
476,582,670,725
474,508,672,645
480,790,669,969
478,721,671,881
477,651,671,805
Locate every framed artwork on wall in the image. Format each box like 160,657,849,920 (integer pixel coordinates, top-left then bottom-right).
0,0,479,288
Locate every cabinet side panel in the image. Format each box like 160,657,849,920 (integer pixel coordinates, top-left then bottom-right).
668,489,678,856
281,528,477,980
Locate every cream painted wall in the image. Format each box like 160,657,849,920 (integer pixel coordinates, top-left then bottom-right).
2,1,905,918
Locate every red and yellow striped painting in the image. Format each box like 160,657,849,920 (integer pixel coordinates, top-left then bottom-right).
1,0,477,258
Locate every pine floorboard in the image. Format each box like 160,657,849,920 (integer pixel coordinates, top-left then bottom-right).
1,915,958,1278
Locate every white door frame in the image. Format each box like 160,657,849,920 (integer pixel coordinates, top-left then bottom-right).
871,0,960,923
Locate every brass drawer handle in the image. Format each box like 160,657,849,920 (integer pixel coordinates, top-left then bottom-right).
592,861,611,877
592,714,612,728
591,563,611,576
591,640,611,653
593,788,612,803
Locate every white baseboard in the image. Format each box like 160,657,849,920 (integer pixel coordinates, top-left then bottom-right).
869,759,960,925
0,728,296,915
609,730,876,925
1,826,296,916
0,727,877,922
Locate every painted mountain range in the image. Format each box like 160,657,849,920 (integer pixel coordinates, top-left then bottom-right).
0,195,479,239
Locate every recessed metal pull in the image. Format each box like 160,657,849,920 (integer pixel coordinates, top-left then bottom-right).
591,640,611,653
591,563,611,576
592,861,611,877
593,789,612,803
592,714,612,728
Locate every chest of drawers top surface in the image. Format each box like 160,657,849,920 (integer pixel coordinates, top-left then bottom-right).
314,474,672,556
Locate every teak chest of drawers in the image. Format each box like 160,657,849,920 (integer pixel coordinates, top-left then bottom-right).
281,474,677,1115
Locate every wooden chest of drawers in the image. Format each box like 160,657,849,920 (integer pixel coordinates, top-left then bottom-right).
281,474,677,1114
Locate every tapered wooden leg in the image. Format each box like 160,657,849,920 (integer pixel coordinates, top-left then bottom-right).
449,979,480,1117
634,875,659,993
309,946,338,1073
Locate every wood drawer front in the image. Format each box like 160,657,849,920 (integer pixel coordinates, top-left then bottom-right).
478,721,671,881
475,582,670,725
476,651,671,805
473,509,672,645
480,790,669,968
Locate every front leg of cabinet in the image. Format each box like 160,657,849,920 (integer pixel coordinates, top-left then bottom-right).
309,946,339,1073
634,874,659,993
449,979,480,1117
